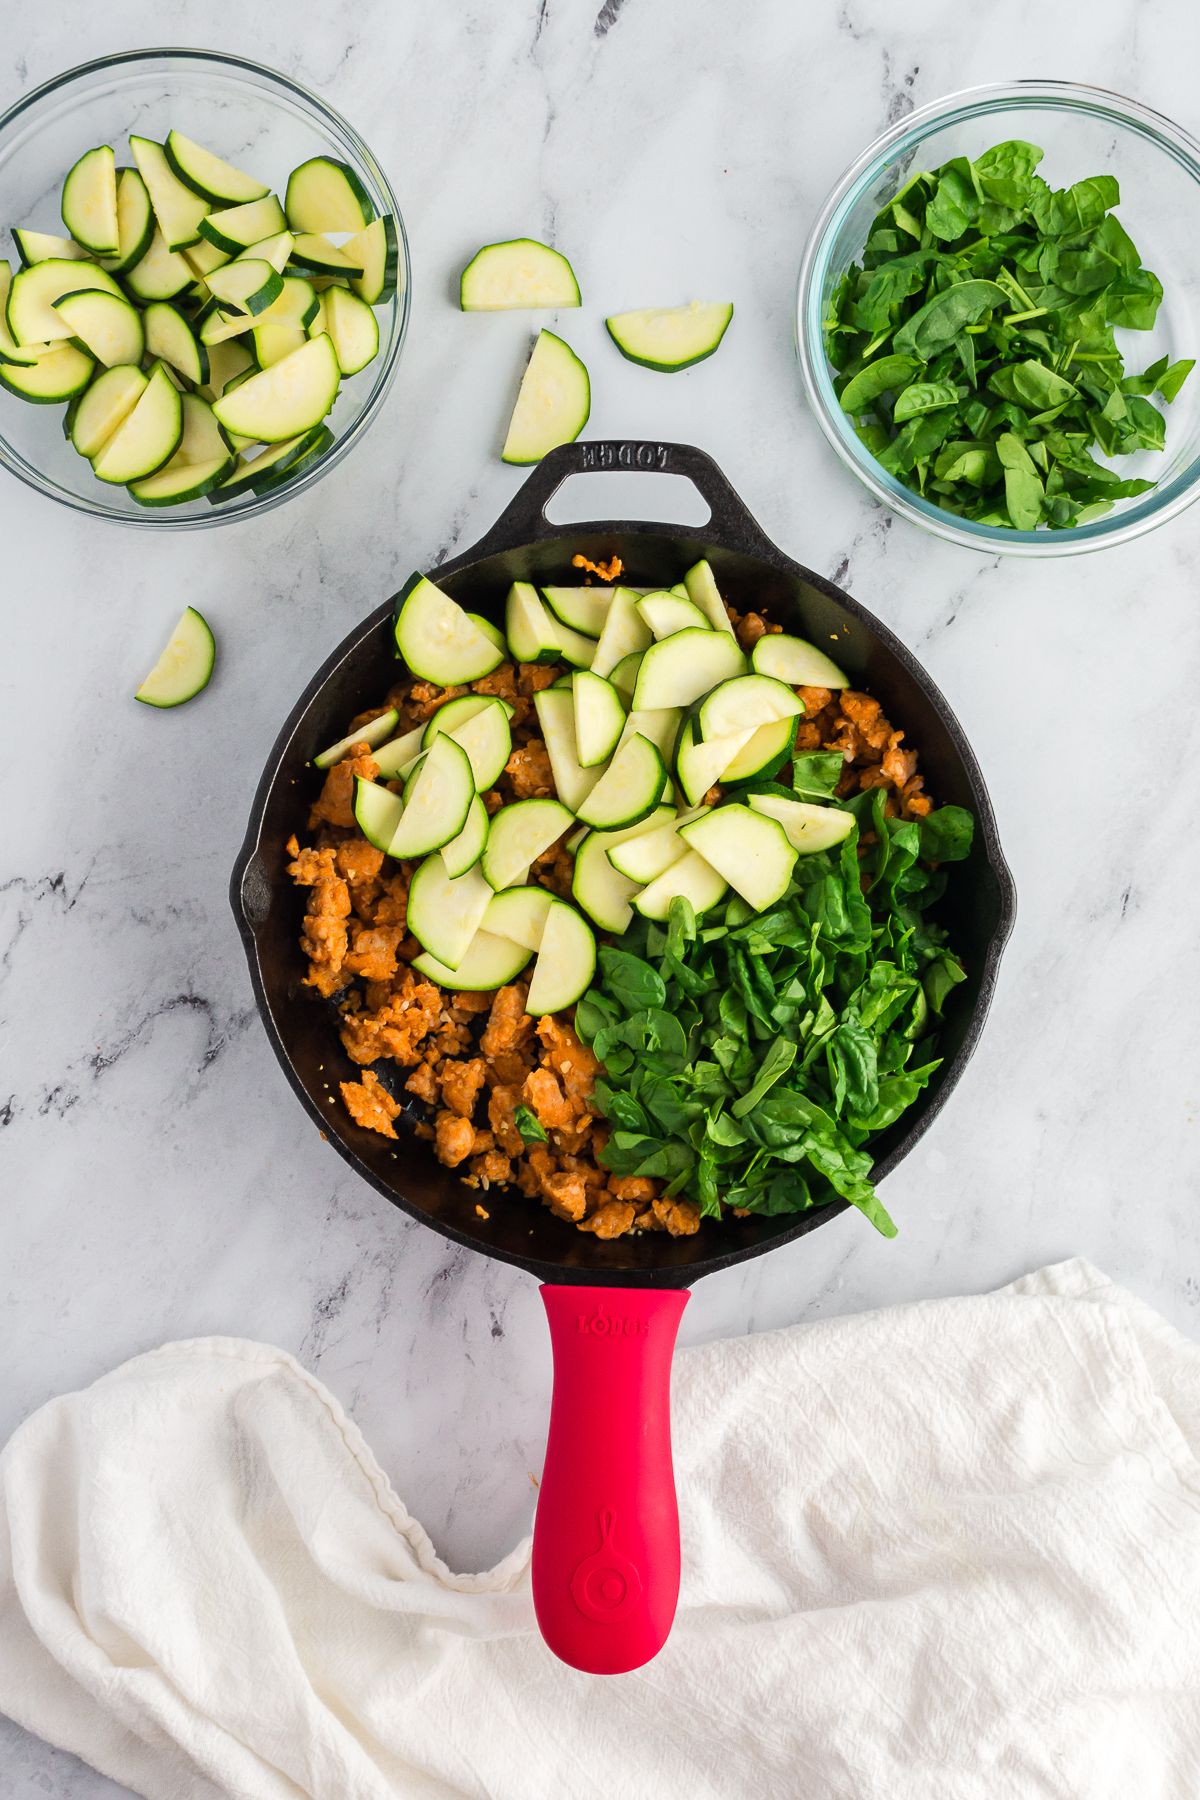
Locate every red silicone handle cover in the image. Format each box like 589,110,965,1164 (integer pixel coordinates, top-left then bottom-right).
532,1285,690,1674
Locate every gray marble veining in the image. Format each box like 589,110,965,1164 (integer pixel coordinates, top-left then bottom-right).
4,2,1200,1793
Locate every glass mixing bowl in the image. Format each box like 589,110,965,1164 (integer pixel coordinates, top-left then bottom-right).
0,48,410,528
796,82,1200,556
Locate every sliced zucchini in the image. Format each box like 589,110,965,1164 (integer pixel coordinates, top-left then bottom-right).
206,427,325,502
393,573,506,684
143,302,208,386
634,849,728,922
353,775,405,851
128,452,233,505
570,806,674,933
122,228,193,302
525,901,596,1015
249,423,332,491
68,363,147,456
61,145,119,255
129,138,209,250
424,695,513,790
682,559,736,636
674,716,754,807
542,585,610,638
0,261,56,366
183,236,230,279
631,629,746,712
288,233,363,278
469,613,506,654
324,285,379,375
608,808,704,882
590,586,653,679
481,797,574,891
253,275,319,331
198,195,287,255
372,725,427,780
697,674,804,741
174,392,233,463
314,706,400,769
198,305,254,347
572,670,626,767
533,687,602,814
7,258,122,344
679,805,797,911
342,214,399,305
284,156,374,234
198,334,253,399
52,288,144,366
13,230,91,266
211,334,339,442
575,734,666,830
615,706,682,765
501,329,590,465
205,259,283,317
92,363,182,483
750,633,849,689
134,606,214,707
637,590,710,639
506,581,562,664
605,300,733,372
387,734,475,858
99,168,155,275
164,131,270,206
253,322,307,368
608,650,643,704
407,858,493,969
412,928,530,992
460,239,581,311
720,715,799,785
442,794,490,879
747,792,856,854
483,884,555,951
0,341,93,402
236,230,295,275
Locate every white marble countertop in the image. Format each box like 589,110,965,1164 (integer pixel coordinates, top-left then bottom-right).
4,3,1200,1793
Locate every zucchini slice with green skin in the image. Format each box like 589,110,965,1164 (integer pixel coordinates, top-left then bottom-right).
608,650,643,704
720,714,799,785
211,334,339,442
324,285,379,375
413,928,531,992
236,230,296,275
441,794,490,879
388,735,475,859
605,300,733,372
524,900,596,1015
469,613,506,655
287,233,363,278
183,236,230,279
135,606,215,708
52,288,144,367
122,228,194,302
460,239,581,311
633,849,728,922
407,858,493,969
372,724,426,781
285,157,375,233
248,423,332,493
505,581,563,664
14,229,91,267
173,392,232,463
483,884,555,951
144,302,209,386
750,632,849,689
342,215,399,304
541,585,610,638
574,733,666,830
198,335,253,400
630,628,746,712
61,146,119,255
130,138,210,251
572,670,626,767
198,195,287,255
674,716,754,807
637,589,710,639
69,363,147,456
393,573,506,684
92,363,182,483
532,688,601,815
164,131,270,206
481,797,574,892
206,426,327,502
314,707,400,769
128,452,234,505
589,587,653,679
747,792,855,854
102,169,155,274
353,775,405,852
252,275,319,331
615,706,681,765
679,804,797,911
0,341,93,403
423,695,513,791
205,259,283,317
697,673,804,741
682,558,736,635
570,806,674,933
502,329,590,465
253,322,307,368
7,258,122,344
608,807,705,882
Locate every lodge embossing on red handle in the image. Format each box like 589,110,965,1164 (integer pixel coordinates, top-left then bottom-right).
569,1508,643,1622
576,1301,649,1338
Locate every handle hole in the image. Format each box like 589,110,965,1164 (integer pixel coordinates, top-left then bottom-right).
543,471,712,530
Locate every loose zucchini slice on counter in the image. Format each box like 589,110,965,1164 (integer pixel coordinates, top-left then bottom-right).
144,302,209,386
412,929,531,992
52,288,144,367
164,130,270,206
285,156,375,233
60,145,119,255
441,794,490,879
0,341,93,403
6,258,122,343
501,329,589,464
633,849,728,922
747,792,856,854
679,805,797,911
393,573,506,684
605,300,733,372
91,363,182,482
460,238,581,311
211,333,339,442
525,900,596,1015
313,706,401,770
630,629,746,712
103,169,156,274
13,229,91,266
407,858,494,969
68,363,147,455
342,214,399,304
135,605,215,708
388,734,475,858
324,285,379,375
750,632,849,689
481,797,574,892
130,137,210,250
198,195,287,255
575,733,666,831
123,228,194,302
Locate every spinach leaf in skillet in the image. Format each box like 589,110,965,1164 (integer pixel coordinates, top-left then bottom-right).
823,139,1194,530
574,787,974,1236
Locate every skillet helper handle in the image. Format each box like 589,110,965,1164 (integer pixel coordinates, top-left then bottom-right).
458,439,783,564
532,1284,689,1674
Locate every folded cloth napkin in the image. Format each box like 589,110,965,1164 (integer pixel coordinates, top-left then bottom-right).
3,1258,1200,1800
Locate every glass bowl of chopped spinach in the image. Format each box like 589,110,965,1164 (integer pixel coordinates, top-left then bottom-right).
796,82,1200,554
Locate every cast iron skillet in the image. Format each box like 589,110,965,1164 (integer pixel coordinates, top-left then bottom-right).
231,439,1016,1676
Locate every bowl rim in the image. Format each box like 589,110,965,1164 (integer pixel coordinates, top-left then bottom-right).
796,78,1200,558
0,45,410,529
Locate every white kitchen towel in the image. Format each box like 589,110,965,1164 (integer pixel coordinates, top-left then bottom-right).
3,1258,1200,1800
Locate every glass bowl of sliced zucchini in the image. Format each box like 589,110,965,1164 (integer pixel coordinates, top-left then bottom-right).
0,47,409,525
